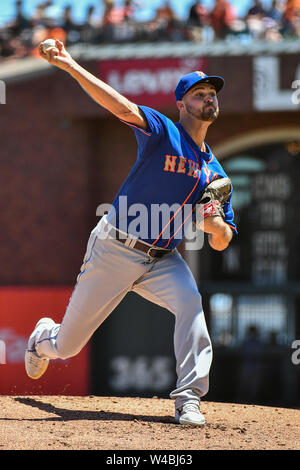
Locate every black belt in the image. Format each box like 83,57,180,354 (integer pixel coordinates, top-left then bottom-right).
108,226,172,259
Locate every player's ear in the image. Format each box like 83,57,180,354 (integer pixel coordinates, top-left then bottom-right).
176,100,185,112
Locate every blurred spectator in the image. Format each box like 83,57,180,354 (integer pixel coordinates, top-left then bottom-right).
237,325,264,403
258,0,284,42
0,0,33,60
264,9,284,41
114,0,139,41
10,0,31,36
31,1,59,28
263,19,283,41
102,0,136,26
210,0,237,39
80,4,100,43
282,0,300,37
101,0,137,42
259,330,286,404
61,4,76,33
188,0,210,26
247,0,267,17
187,1,211,42
28,1,67,57
123,0,138,22
245,0,267,39
266,0,284,22
60,4,80,44
0,0,298,61
0,34,28,59
148,0,183,41
102,0,120,25
153,0,177,22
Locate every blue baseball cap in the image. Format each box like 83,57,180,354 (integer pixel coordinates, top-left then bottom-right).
175,71,224,101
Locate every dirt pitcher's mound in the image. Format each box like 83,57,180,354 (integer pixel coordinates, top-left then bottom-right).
0,395,299,450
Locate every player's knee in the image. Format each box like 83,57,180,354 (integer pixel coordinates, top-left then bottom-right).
175,289,203,316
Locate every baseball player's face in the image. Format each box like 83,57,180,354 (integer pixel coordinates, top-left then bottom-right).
181,83,219,122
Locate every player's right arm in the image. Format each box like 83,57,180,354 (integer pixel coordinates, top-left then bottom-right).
39,40,147,130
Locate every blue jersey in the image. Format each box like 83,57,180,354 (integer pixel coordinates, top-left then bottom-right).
107,105,237,249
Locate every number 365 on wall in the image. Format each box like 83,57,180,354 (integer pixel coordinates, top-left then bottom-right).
109,356,174,392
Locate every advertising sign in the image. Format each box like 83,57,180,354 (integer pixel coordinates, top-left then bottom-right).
0,287,90,395
98,57,207,108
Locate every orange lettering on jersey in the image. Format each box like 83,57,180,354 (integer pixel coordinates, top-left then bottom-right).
194,168,201,178
187,159,200,178
164,155,177,173
203,166,211,183
177,156,187,174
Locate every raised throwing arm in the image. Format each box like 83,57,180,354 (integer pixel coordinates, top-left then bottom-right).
39,39,147,129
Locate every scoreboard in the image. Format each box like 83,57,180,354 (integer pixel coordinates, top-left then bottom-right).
208,142,300,285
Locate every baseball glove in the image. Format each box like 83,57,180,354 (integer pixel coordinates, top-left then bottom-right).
195,177,232,222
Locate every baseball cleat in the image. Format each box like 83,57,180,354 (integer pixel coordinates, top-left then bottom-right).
175,403,206,426
25,349,49,379
25,317,54,379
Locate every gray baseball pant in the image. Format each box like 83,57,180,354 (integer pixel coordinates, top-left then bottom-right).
34,216,213,410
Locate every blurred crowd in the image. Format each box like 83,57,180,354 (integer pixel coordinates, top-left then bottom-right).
1,0,300,60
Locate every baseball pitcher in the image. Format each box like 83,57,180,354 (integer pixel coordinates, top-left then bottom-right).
25,39,237,426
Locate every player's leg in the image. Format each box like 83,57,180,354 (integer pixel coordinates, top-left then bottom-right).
25,222,152,379
132,250,212,425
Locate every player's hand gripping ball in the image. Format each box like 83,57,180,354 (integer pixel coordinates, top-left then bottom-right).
39,39,74,72
195,177,232,224
42,39,58,53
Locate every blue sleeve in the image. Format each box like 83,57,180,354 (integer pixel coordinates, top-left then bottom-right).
119,105,165,157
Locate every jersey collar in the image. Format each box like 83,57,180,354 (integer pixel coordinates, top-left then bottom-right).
175,122,213,161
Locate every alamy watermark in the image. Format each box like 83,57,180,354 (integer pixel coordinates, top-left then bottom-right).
0,340,6,364
0,80,6,104
96,196,206,250
291,340,300,365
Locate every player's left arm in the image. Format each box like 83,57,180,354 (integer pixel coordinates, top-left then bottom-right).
203,216,233,251
196,178,237,251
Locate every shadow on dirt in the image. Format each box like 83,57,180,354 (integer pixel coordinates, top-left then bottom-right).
12,397,174,424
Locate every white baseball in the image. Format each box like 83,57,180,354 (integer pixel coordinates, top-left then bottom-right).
42,39,57,53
